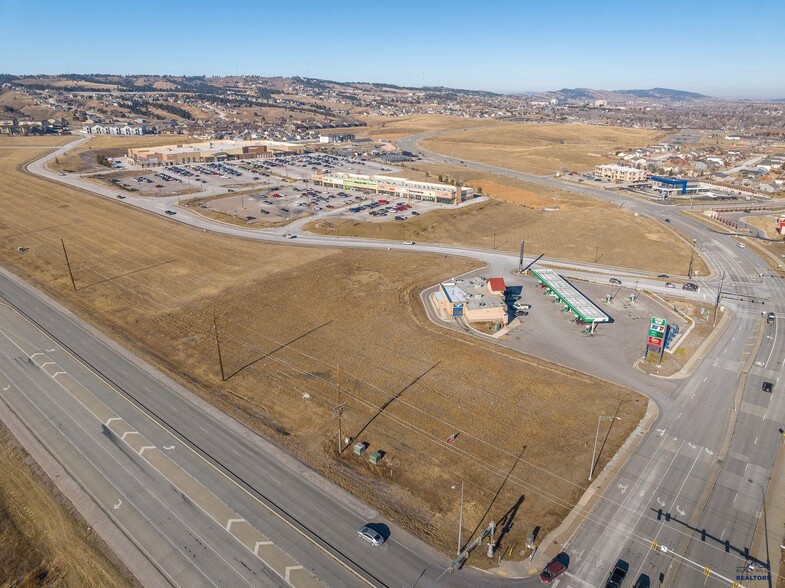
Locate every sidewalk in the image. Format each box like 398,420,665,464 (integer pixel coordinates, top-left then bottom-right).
490,397,661,578
750,440,785,587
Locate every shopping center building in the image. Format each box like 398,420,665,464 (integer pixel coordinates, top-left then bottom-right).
127,139,303,166
312,171,473,204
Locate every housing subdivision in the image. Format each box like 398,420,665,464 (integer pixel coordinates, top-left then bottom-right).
312,171,472,204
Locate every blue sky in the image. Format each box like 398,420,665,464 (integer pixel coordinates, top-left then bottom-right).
1,0,782,98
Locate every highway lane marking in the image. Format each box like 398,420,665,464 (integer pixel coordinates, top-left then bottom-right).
0,364,220,588
232,449,242,456
26,357,322,587
105,417,122,426
677,412,682,419
225,518,245,532
631,443,701,581
270,476,282,486
168,404,178,412
12,350,305,587
0,301,375,587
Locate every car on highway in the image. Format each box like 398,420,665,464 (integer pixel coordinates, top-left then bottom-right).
683,283,699,291
357,525,385,546
609,277,622,285
767,312,776,324
403,241,415,245
737,242,746,248
763,381,773,393
282,233,297,239
664,218,670,223
657,274,669,279
665,282,676,288
164,210,176,215
539,558,567,583
116,194,126,199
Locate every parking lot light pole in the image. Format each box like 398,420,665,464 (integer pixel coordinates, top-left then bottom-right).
590,416,621,481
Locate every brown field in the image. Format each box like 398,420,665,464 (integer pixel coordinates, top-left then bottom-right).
0,141,646,564
744,214,785,240
0,135,74,147
356,114,503,140
48,135,200,173
421,123,664,174
0,425,134,587
306,197,708,275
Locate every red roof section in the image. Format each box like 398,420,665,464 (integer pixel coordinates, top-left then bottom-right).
488,277,507,292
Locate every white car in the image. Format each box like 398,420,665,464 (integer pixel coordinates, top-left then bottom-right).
357,525,385,546
513,302,531,310
403,241,415,245
282,233,297,239
736,243,745,248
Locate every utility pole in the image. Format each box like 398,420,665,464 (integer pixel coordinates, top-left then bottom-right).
335,364,346,453
61,239,77,291
713,270,725,327
518,240,525,273
213,310,226,382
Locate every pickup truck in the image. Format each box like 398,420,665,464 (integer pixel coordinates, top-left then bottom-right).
606,561,628,588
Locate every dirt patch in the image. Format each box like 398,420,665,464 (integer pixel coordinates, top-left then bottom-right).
0,143,646,565
0,424,136,587
420,123,664,174
743,214,785,240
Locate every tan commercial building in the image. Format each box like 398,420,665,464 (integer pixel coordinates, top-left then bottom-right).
595,164,647,183
313,171,472,204
432,278,508,325
127,139,304,166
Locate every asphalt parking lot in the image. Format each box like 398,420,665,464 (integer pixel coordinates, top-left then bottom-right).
436,271,683,379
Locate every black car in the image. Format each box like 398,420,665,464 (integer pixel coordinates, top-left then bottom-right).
763,382,773,393
657,274,669,279
682,283,699,291
164,210,176,215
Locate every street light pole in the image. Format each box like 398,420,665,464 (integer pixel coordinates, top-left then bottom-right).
590,416,621,481
748,478,771,574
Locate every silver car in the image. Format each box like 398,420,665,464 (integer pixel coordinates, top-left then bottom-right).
357,526,385,546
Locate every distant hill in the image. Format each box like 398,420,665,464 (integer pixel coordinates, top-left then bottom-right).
616,87,709,101
537,87,711,104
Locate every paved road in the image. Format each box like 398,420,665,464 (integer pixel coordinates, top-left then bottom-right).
15,135,785,587
0,267,510,588
402,129,785,587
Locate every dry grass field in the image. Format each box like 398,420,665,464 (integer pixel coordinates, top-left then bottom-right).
420,123,664,174
0,135,74,147
0,142,646,563
743,214,785,240
0,426,135,588
356,114,502,140
48,135,200,174
307,198,708,275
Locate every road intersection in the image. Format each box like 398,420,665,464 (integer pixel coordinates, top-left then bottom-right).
2,135,783,587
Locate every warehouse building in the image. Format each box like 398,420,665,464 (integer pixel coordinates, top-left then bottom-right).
595,164,647,183
312,171,472,204
127,139,303,166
